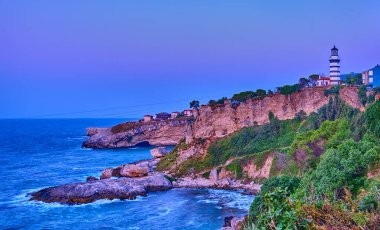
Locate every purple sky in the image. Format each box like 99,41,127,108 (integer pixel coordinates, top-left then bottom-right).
1,0,379,118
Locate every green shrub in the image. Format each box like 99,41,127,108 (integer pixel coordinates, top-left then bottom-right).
207,117,300,168
365,100,380,138
324,85,341,96
277,84,302,95
164,175,177,182
202,171,210,179
299,139,380,199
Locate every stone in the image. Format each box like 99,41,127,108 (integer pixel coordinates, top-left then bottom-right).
100,168,113,179
209,168,218,182
150,147,168,158
86,176,99,182
120,164,149,177
112,166,123,177
29,174,172,205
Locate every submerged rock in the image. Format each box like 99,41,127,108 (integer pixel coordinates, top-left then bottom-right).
86,176,99,182
150,147,168,158
30,174,172,205
120,164,149,177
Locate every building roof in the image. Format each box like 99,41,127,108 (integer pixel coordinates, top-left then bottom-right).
319,76,330,80
331,45,338,50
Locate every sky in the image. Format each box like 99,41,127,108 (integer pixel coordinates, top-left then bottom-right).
1,0,379,118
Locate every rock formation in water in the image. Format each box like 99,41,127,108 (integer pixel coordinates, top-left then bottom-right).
30,174,172,204
30,157,171,204
83,119,191,149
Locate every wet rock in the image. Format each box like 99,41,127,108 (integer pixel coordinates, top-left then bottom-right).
150,147,168,158
30,174,172,205
86,176,99,182
120,164,149,177
222,216,247,230
223,216,234,227
100,168,113,179
112,166,123,177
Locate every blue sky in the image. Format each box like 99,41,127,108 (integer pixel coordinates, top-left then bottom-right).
1,0,379,118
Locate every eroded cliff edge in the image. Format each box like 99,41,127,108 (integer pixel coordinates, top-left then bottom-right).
83,86,362,149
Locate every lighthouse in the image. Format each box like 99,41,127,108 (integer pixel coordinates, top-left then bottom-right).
329,45,341,85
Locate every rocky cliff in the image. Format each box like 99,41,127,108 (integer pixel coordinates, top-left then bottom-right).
82,118,192,149
190,86,362,141
83,87,362,150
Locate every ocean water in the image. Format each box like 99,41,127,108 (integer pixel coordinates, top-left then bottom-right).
0,119,254,229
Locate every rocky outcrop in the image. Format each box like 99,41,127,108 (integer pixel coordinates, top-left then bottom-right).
83,119,191,149
120,164,149,177
222,216,248,230
100,168,113,179
172,177,261,194
30,173,172,204
150,147,168,158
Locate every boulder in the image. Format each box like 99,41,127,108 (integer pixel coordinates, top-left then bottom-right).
29,174,172,205
112,166,123,177
120,164,149,177
210,168,218,182
150,147,168,158
222,216,247,230
86,176,99,182
100,168,113,179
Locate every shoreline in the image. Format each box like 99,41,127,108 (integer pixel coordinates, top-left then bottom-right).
29,154,260,205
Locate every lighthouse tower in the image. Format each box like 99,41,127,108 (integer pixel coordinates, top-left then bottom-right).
329,45,341,85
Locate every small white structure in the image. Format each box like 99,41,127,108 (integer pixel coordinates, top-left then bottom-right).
329,45,341,85
316,76,331,86
171,111,180,119
183,109,193,117
143,115,153,122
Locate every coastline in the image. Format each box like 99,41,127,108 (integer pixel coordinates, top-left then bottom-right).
30,153,260,205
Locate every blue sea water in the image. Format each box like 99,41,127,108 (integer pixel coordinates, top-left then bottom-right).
0,119,254,229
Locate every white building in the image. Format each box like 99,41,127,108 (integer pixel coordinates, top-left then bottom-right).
329,45,341,85
183,109,193,117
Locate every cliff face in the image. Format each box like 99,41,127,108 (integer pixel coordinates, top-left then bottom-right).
83,87,362,149
191,87,362,141
82,119,191,149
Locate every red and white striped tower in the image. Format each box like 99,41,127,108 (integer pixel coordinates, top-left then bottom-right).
329,45,341,85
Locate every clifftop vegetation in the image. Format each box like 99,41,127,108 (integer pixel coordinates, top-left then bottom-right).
159,94,380,229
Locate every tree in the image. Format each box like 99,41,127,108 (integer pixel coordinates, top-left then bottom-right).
216,97,227,105
277,84,301,95
268,90,274,95
365,100,380,137
208,100,217,107
302,139,380,199
189,100,200,109
308,74,320,86
299,77,310,88
232,91,256,102
256,89,267,97
358,86,367,106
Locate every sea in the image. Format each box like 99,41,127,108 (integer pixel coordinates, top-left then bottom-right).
0,119,254,229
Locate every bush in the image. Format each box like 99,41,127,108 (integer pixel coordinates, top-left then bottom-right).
365,100,380,138
324,85,341,96
358,85,368,106
299,139,380,199
207,116,300,168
